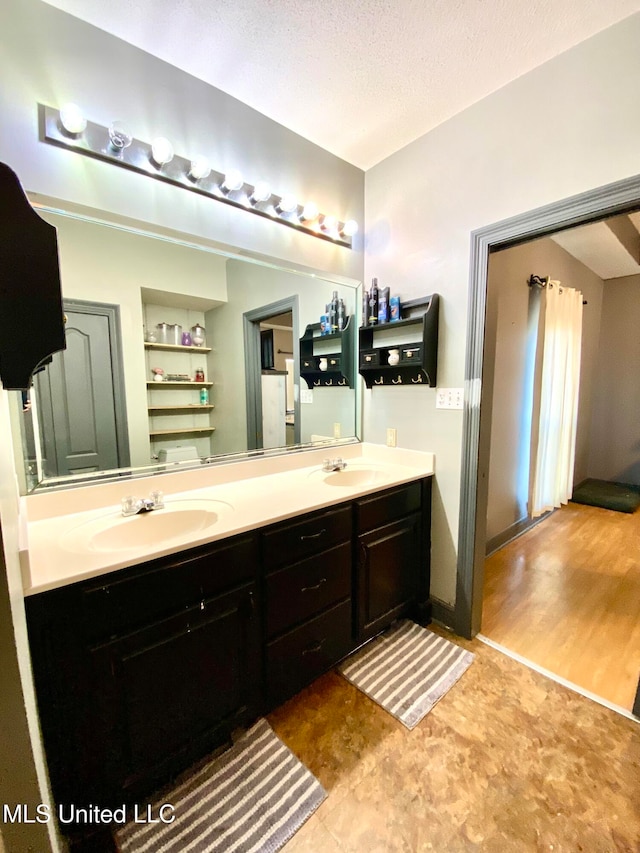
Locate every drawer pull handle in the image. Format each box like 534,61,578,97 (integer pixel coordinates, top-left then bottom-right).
299,528,326,541
302,640,324,656
301,578,327,593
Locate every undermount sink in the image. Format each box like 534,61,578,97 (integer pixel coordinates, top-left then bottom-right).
60,499,233,554
307,463,390,488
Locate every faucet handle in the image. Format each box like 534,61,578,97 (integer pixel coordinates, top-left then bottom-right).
149,490,164,509
121,495,140,516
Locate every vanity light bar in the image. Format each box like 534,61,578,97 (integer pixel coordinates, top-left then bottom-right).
39,104,356,248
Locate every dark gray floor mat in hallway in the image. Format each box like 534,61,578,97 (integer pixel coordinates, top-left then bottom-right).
571,479,640,513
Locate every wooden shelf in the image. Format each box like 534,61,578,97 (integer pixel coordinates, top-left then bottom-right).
148,404,214,412
299,316,355,389
358,294,439,388
146,381,213,388
144,342,211,353
149,427,216,437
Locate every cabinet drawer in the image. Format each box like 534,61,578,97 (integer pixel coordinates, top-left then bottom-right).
356,481,422,533
266,541,351,638
81,533,258,642
267,598,352,702
262,505,352,572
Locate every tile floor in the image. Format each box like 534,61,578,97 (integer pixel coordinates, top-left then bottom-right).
269,626,640,852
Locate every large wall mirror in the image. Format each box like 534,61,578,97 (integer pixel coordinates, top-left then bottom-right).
10,204,361,493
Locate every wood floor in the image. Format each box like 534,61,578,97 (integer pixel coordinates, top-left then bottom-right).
482,501,640,710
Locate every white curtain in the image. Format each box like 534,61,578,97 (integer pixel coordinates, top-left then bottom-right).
530,281,583,518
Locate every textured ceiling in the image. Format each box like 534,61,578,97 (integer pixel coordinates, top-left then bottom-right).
43,0,640,169
551,219,640,280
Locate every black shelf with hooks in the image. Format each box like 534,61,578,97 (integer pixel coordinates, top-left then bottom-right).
358,294,439,388
299,316,355,388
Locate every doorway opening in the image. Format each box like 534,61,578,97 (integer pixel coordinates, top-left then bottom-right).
480,212,640,711
243,296,300,451
456,173,640,712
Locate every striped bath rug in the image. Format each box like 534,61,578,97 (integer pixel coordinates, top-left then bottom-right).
116,718,326,853
339,620,474,729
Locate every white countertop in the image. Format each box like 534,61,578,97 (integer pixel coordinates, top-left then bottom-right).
22,443,434,596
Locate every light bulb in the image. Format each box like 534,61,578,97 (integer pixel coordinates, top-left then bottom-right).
300,202,319,221
321,215,337,232
108,121,133,153
151,137,174,166
59,103,87,136
342,219,359,237
250,181,271,203
278,194,298,214
222,169,243,192
189,156,211,180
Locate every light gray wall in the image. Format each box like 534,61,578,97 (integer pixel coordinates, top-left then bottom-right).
365,14,640,605
485,237,604,544
588,274,640,484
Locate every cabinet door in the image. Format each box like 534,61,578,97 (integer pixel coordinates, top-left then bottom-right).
357,512,422,642
88,583,260,796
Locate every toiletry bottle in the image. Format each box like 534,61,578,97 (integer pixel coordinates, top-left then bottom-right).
200,387,208,404
337,298,346,331
368,278,379,325
378,287,390,324
330,290,339,332
390,295,401,321
362,286,370,328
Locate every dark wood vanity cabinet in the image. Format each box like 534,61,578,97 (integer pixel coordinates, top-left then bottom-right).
25,476,432,845
25,533,261,819
356,479,432,642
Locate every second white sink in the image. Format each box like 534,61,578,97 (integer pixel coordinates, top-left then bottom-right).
61,499,233,554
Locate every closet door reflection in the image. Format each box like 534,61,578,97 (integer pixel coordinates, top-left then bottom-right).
35,301,129,477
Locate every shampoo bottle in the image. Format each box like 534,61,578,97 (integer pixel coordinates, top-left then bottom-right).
378,287,390,324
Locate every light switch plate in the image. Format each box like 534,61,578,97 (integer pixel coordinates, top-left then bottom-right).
300,389,313,404
386,428,397,447
436,388,464,409
333,422,341,438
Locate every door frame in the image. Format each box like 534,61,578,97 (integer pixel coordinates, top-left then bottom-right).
243,296,300,451
456,172,640,639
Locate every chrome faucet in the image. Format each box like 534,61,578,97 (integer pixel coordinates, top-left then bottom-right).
322,458,347,472
121,491,165,517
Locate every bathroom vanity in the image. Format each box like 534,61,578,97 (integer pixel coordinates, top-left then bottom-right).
21,445,433,847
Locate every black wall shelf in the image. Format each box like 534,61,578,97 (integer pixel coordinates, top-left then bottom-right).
358,294,439,388
300,316,355,388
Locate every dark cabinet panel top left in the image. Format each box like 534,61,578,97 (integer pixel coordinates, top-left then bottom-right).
0,162,66,389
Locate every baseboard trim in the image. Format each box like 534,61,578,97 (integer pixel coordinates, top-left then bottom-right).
477,634,639,723
430,597,455,630
485,511,551,556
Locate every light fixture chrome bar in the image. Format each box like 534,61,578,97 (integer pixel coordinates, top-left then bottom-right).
38,104,354,249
